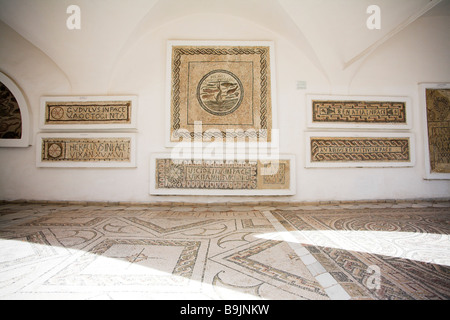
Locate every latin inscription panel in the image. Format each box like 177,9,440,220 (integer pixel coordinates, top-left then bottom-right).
150,154,295,195
311,137,410,162
306,95,411,129
306,133,414,168
37,133,136,167
45,101,132,124
42,138,131,162
40,96,137,130
312,100,406,123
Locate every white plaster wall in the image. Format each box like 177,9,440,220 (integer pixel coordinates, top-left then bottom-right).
0,8,449,203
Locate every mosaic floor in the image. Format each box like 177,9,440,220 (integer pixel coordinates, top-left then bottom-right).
0,201,449,300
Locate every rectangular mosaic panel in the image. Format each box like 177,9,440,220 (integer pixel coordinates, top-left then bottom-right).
306,95,410,130
150,155,294,195
37,133,136,167
40,96,137,130
310,137,411,162
166,41,276,145
305,133,415,168
45,101,132,124
312,100,406,123
425,88,450,174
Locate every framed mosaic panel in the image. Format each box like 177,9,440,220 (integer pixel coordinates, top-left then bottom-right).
165,40,277,147
419,83,450,179
149,153,295,196
0,72,31,147
306,95,411,129
36,132,136,168
39,96,138,130
305,132,415,168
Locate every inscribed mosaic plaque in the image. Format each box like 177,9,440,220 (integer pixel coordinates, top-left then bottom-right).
310,137,411,162
306,95,411,130
305,133,415,168
45,101,131,124
312,100,406,123
425,88,450,174
37,133,136,167
167,41,275,144
40,96,137,130
150,154,294,195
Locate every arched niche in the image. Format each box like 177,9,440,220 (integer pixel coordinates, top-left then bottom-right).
0,72,31,147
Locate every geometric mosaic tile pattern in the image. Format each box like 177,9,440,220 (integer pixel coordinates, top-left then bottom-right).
272,207,450,300
0,201,449,300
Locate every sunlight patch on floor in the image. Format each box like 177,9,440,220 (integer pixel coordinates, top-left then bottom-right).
256,230,450,266
0,239,261,300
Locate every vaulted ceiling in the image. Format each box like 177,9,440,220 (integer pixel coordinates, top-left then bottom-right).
0,0,448,90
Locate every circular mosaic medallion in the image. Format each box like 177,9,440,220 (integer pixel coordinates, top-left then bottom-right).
47,143,62,158
50,107,64,120
197,70,243,116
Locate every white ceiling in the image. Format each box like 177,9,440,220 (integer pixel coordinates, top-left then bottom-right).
0,0,447,89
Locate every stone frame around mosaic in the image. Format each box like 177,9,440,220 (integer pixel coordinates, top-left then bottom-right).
0,72,32,147
39,96,138,130
164,40,278,148
149,153,295,196
419,83,450,180
36,132,137,168
306,94,412,130
305,132,416,168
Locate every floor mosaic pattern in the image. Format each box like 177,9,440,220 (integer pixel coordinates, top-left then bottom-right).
0,201,449,300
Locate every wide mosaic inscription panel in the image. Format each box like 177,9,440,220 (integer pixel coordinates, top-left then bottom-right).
425,88,450,174
166,41,276,145
312,101,406,123
306,95,410,129
306,133,414,168
150,154,294,195
36,133,136,167
40,96,137,130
